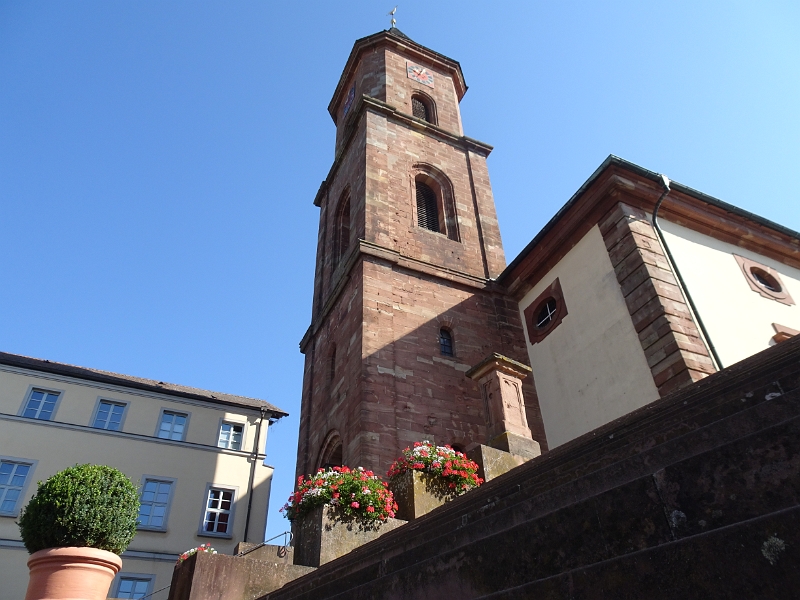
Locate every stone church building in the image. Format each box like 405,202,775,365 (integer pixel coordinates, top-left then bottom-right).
168,27,800,600
295,27,800,479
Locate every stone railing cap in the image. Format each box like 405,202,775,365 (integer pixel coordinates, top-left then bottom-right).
465,353,532,380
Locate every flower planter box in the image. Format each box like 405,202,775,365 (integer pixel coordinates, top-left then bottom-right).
292,505,406,568
389,470,459,521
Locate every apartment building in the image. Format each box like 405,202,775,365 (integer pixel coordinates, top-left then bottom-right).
0,351,287,599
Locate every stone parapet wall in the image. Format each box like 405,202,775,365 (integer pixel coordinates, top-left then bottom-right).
266,335,800,599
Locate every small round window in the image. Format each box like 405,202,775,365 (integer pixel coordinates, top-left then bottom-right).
750,267,781,293
535,298,558,329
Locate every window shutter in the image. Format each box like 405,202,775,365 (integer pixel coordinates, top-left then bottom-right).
416,182,440,232
412,97,428,122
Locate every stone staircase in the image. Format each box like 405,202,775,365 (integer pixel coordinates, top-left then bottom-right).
263,335,800,599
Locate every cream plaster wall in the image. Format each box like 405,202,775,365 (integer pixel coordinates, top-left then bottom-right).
0,367,274,599
659,220,800,368
518,225,659,448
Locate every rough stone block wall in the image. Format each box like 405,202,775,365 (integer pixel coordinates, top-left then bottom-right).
381,47,463,136
357,256,542,476
297,265,364,479
334,50,385,150
364,111,505,279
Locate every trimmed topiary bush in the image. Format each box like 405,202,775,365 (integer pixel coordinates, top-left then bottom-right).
18,464,140,554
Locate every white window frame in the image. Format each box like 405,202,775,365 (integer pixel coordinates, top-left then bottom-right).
0,456,38,517
18,385,64,421
112,573,155,599
90,397,129,431
217,419,247,451
136,475,176,532
154,408,191,441
198,483,238,539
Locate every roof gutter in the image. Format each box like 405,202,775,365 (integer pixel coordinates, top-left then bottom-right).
652,174,723,370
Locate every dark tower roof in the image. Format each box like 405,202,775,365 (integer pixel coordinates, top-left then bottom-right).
387,26,411,40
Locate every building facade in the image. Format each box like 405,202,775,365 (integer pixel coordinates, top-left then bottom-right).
0,352,286,600
296,28,800,478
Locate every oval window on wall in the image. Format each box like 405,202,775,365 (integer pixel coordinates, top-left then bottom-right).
523,278,568,344
750,267,781,293
535,298,558,329
733,254,794,306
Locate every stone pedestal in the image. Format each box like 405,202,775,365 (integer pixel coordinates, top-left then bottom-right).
466,353,538,449
488,431,541,460
292,505,406,568
390,470,458,521
467,443,540,482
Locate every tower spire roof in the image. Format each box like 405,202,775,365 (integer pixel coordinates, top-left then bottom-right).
387,26,411,40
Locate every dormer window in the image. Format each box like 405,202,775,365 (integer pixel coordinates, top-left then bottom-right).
411,94,435,124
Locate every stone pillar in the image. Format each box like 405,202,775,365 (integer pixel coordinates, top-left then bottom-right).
466,353,540,460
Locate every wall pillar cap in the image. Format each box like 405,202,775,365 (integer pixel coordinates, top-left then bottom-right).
465,353,532,381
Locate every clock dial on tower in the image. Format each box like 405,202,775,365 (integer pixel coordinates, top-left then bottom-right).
406,60,434,88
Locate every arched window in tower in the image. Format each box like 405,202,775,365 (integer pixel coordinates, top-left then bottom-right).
439,328,454,356
333,193,351,268
411,94,435,124
413,167,459,241
416,181,440,232
317,430,343,470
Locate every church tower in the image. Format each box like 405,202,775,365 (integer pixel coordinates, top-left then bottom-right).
297,28,546,478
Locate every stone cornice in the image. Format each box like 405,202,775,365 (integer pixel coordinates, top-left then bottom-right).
465,353,533,381
314,95,492,208
300,239,496,353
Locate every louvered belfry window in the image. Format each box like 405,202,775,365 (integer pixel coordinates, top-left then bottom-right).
416,181,440,232
412,97,429,122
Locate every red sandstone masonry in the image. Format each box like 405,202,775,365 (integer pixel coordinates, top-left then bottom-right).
600,202,715,396
298,33,546,480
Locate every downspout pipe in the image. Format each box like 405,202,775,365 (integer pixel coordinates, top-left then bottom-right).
651,174,723,370
243,406,266,543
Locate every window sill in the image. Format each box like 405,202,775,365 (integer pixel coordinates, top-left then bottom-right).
197,531,233,540
0,511,21,518
136,526,168,533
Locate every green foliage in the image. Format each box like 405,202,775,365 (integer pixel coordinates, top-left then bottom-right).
18,464,140,554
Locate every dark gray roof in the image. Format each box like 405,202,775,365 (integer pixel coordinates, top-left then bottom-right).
0,351,288,417
387,26,411,40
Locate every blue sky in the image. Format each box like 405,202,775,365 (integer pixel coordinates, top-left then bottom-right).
1,2,798,541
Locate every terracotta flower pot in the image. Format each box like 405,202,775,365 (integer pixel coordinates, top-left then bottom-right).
25,547,123,600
